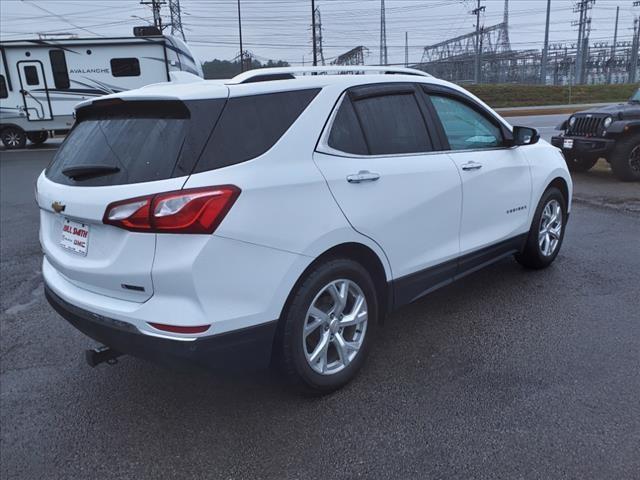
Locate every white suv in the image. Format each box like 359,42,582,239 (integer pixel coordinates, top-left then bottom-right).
38,66,572,393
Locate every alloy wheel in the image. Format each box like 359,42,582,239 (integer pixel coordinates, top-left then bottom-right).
538,199,563,257
2,131,22,148
302,279,368,375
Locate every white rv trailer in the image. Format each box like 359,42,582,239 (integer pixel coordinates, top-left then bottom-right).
0,34,202,149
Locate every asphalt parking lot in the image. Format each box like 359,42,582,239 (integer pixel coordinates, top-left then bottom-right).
1,125,639,479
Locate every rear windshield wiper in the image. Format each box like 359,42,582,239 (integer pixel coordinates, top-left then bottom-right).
62,164,120,180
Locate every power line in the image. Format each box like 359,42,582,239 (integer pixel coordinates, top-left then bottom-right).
20,0,103,36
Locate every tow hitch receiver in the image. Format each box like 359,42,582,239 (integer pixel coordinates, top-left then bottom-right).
85,346,122,367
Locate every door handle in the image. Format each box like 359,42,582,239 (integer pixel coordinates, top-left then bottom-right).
461,162,483,171
347,170,380,183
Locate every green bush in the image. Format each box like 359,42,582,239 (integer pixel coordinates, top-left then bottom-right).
465,84,639,108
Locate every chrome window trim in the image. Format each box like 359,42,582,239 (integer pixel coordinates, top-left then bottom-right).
316,87,517,159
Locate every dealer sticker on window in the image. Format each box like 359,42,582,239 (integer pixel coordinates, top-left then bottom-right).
563,139,574,149
60,218,89,256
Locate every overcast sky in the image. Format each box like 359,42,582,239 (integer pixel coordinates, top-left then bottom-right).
0,0,637,65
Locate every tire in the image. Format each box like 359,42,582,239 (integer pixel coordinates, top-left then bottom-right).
565,156,597,173
26,131,48,145
0,126,27,149
276,258,378,394
516,187,567,270
609,134,640,182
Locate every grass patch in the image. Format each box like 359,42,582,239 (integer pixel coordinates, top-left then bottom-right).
465,83,639,108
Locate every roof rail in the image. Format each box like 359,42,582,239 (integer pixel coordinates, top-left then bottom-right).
227,66,432,84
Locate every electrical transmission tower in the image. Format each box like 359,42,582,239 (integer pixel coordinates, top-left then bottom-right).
497,0,510,51
313,7,325,66
140,0,166,31
572,0,595,84
332,46,369,66
380,0,388,65
168,0,185,40
420,0,510,83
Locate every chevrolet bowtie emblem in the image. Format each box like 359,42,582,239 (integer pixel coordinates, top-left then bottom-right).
51,201,66,214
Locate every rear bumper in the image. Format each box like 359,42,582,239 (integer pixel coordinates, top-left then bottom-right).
551,135,615,160
45,284,278,371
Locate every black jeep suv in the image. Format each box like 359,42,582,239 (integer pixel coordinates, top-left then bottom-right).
551,88,640,181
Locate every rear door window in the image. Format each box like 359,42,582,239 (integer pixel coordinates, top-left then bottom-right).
46,100,225,186
351,92,432,155
194,88,320,172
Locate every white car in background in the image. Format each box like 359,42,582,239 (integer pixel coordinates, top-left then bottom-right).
37,66,572,393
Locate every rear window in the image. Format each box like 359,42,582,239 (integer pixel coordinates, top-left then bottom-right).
194,89,320,173
46,100,225,187
46,89,319,186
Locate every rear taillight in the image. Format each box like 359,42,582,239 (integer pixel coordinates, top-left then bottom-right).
103,186,240,234
148,322,211,334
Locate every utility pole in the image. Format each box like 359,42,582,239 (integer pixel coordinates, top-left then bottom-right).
168,0,185,40
311,0,317,66
541,0,552,84
237,0,244,72
405,32,409,67
313,7,325,66
472,0,485,84
607,6,619,84
140,0,166,31
633,2,640,83
380,0,388,65
632,17,640,83
573,0,595,84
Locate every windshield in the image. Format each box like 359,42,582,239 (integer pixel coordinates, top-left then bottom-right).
631,89,640,103
46,99,224,186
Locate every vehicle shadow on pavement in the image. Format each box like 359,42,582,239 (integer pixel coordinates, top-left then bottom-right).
53,256,542,411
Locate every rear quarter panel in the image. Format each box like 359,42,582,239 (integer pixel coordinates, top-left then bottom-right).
179,85,393,329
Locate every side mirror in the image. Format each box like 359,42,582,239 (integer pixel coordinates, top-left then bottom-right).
512,126,540,146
